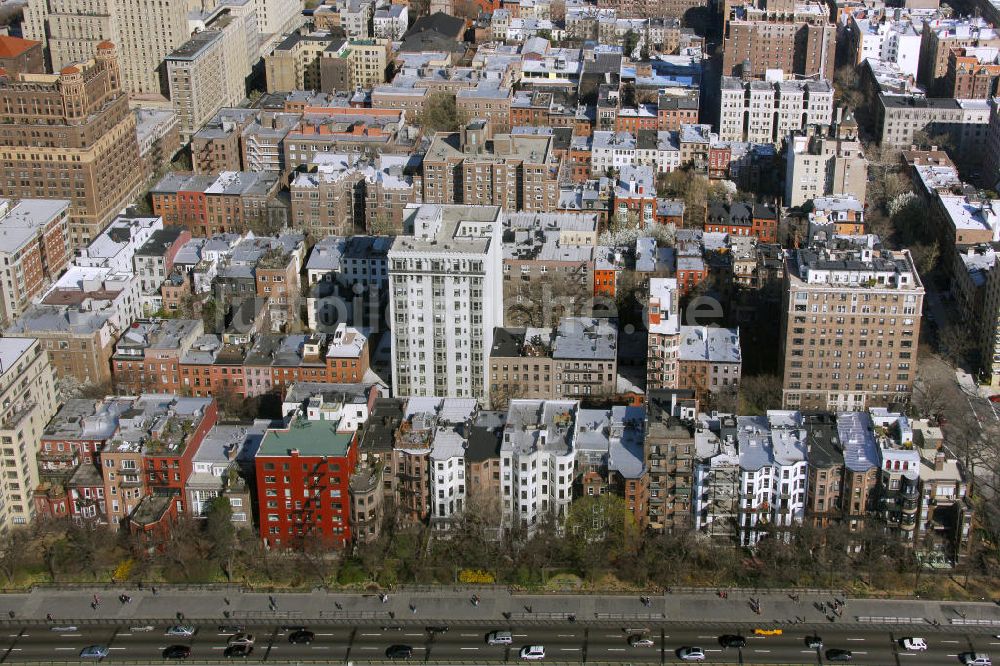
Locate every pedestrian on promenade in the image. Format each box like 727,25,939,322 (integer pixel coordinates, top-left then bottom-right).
7,611,13,619
46,614,52,622
335,602,343,610
151,586,157,595
409,604,416,614
224,597,230,606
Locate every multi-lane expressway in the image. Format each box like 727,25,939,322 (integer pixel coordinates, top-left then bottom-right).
0,621,998,664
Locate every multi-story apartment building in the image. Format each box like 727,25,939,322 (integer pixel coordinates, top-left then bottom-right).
918,17,1000,89
676,326,743,403
722,3,836,81
645,389,697,533
646,278,681,392
0,338,58,531
877,95,991,155
705,202,779,242
488,317,618,403
780,240,924,411
953,245,1000,387
500,399,578,530
0,199,71,327
289,154,418,236
319,38,391,92
718,76,834,145
590,131,681,176
836,410,882,538
0,43,142,249
501,211,596,326
135,107,181,177
5,266,142,386
575,405,648,528
111,319,204,395
100,395,218,533
944,47,1000,99
255,413,358,549
848,10,922,78
166,7,258,143
808,196,866,240
265,33,341,93
388,204,504,402
552,317,618,398
456,85,514,138
422,121,562,212
150,171,282,237
23,0,191,95
785,126,868,208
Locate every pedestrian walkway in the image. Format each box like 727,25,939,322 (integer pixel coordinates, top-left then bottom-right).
5,587,1000,629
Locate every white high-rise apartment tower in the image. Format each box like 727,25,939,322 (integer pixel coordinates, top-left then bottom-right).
388,204,504,403
0,338,59,532
24,0,192,96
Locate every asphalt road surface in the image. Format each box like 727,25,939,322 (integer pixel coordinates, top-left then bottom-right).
1,621,998,664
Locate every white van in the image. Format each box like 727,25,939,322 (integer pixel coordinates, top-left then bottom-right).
487,630,513,645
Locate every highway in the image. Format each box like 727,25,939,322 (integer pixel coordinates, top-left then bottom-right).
0,621,998,664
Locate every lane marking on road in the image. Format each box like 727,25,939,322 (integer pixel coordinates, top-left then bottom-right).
846,638,866,641
405,633,423,637
311,646,330,649
942,640,960,644
607,648,626,651
316,633,335,636
460,647,480,650
61,634,82,637
605,634,622,638
754,649,771,653
460,634,479,637
212,646,225,650
360,633,381,637
514,634,528,637
53,647,76,651
854,651,868,654
109,648,127,651
560,647,581,651
698,635,714,639
360,646,378,650
801,650,816,653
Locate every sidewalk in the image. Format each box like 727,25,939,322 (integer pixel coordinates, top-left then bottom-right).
4,587,1000,629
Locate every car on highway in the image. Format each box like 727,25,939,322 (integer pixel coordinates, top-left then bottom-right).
961,653,993,666
719,634,747,648
678,646,706,661
224,644,253,658
130,625,155,632
519,645,546,660
163,645,191,660
990,395,1000,404
628,635,655,648
805,635,823,649
425,625,449,633
386,644,414,659
79,645,110,659
218,625,245,634
901,637,928,651
826,648,853,662
288,629,315,644
165,625,195,637
486,630,513,645
228,633,254,647
50,625,78,632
